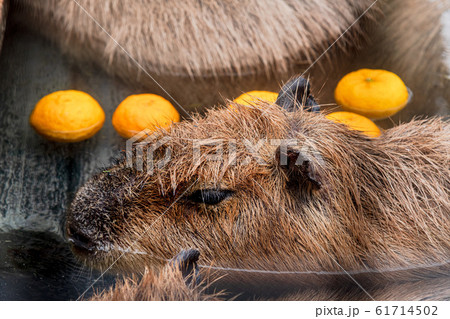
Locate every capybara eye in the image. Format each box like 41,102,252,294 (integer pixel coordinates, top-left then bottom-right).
186,189,233,205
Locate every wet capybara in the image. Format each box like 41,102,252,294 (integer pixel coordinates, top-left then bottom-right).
91,249,450,301
67,77,450,300
90,250,221,301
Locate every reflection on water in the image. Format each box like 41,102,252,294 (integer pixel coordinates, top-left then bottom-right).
0,231,116,301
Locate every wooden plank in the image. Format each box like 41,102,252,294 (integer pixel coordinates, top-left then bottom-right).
0,24,131,234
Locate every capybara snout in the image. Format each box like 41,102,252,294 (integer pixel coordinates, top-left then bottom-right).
66,167,141,257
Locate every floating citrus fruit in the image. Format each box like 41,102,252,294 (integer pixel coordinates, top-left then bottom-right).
334,69,409,119
30,90,105,142
233,90,278,106
326,111,381,138
112,94,180,139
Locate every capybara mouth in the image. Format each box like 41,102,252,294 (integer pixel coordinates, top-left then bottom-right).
65,224,114,261
66,225,154,271
66,224,97,250
67,239,125,270
67,229,96,253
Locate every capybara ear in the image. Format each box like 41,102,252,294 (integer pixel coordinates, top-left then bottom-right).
168,249,201,287
275,143,322,192
275,76,320,113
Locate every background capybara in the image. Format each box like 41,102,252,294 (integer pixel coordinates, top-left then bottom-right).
67,78,450,300
11,0,450,122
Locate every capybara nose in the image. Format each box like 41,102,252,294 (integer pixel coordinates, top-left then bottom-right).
66,224,97,252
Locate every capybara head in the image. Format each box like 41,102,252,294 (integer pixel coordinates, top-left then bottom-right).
66,77,450,275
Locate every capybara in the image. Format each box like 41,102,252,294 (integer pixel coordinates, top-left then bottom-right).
90,249,221,301
92,250,450,301
67,77,450,300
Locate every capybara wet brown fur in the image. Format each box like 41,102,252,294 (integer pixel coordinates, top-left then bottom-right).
90,250,221,301
67,78,450,300
92,250,449,301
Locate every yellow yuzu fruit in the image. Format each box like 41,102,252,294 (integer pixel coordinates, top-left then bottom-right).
29,90,105,142
326,111,381,138
232,90,278,107
112,94,180,139
334,69,409,119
